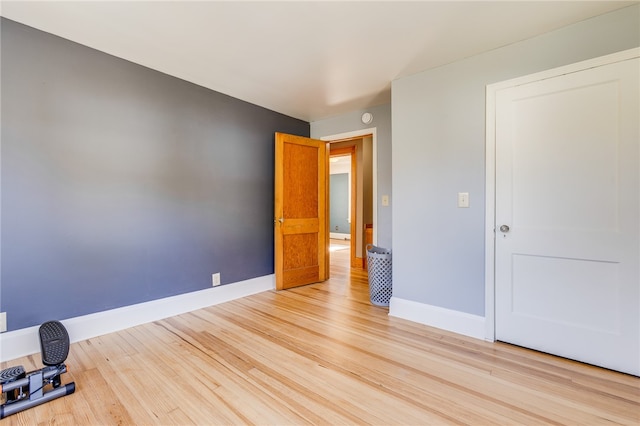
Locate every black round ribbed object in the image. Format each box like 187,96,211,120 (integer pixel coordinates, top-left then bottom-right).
39,321,70,366
0,365,25,384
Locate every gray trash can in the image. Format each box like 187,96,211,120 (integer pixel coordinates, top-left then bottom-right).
366,244,392,306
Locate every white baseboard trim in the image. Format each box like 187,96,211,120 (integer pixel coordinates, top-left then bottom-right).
330,232,350,240
388,297,486,340
0,274,274,362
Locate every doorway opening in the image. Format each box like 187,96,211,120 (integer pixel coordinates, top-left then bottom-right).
329,147,355,270
328,135,373,270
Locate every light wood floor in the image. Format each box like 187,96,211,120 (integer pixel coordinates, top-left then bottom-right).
2,246,639,425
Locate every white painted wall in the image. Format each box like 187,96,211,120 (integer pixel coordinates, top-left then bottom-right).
391,5,640,325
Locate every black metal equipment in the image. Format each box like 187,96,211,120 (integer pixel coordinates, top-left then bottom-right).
0,321,76,419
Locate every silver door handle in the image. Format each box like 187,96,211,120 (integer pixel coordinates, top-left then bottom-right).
274,217,284,224
500,225,510,233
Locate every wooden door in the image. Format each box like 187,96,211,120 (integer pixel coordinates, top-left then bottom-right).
495,56,639,375
275,132,329,290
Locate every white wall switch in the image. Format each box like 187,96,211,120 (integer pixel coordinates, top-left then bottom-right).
0,312,6,333
382,195,390,206
212,273,221,287
458,192,469,208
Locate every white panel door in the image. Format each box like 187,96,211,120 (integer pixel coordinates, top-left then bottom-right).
495,57,639,375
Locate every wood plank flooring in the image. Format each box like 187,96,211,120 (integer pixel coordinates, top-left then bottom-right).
2,246,638,425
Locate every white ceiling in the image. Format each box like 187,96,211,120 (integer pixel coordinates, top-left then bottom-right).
1,1,635,122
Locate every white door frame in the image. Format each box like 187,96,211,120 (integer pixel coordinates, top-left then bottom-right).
484,47,640,341
320,127,378,245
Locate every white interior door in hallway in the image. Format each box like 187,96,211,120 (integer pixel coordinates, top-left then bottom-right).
492,51,639,376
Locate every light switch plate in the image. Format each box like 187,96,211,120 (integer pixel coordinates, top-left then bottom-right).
0,312,6,333
382,195,389,207
458,192,469,208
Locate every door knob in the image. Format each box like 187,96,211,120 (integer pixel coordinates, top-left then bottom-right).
500,225,510,233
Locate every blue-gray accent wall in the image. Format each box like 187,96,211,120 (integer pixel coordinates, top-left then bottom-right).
0,18,309,331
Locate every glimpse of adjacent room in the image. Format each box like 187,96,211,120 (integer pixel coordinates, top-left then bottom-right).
329,138,373,271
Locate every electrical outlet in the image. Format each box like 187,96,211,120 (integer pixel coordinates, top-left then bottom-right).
0,312,6,333
212,273,221,287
